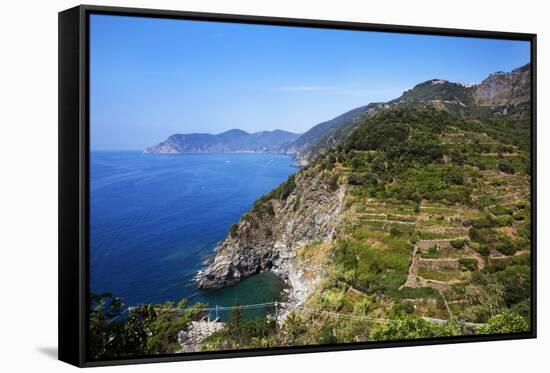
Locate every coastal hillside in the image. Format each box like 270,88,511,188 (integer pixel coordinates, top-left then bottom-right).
288,64,531,166
145,129,299,154
196,103,531,347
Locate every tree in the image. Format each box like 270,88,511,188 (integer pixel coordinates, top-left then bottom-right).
316,322,337,344
88,293,128,359
476,313,529,335
497,159,515,174
450,149,465,166
450,239,466,249
281,314,308,345
89,293,205,359
371,157,386,175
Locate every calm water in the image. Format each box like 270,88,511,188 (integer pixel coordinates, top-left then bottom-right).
90,151,296,317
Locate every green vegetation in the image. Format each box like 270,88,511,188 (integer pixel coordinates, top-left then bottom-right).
89,293,206,359
201,308,277,351
459,258,478,271
252,174,297,214
450,239,467,249
476,313,529,334
333,237,413,293
372,317,463,341
447,254,531,323
228,224,239,237
497,159,515,174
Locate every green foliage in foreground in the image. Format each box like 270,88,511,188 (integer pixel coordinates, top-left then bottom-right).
201,307,277,351
476,313,529,335
89,292,530,357
372,313,528,342
372,317,463,341
89,293,205,359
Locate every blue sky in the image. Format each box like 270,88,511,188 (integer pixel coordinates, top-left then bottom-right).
90,14,530,150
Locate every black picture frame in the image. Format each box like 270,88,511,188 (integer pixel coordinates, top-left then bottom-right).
59,4,537,367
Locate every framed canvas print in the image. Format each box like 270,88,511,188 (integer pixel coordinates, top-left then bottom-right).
58,5,537,367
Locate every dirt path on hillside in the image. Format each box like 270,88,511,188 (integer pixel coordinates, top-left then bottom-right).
400,246,419,289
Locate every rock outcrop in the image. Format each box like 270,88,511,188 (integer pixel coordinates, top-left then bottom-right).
196,167,345,290
473,64,530,107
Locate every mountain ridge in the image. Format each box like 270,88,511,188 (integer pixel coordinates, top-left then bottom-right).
144,128,300,154
287,63,530,165
145,63,530,164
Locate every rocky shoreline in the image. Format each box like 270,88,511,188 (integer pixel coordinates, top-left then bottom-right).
195,241,323,321
195,167,346,318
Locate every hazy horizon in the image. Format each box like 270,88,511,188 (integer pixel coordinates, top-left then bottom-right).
90,14,530,150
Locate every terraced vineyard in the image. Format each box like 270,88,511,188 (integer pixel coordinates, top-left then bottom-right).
292,107,531,338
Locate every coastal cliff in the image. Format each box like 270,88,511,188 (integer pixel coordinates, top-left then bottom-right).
196,163,345,301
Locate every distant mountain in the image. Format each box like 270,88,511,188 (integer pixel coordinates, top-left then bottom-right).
286,63,531,165
144,129,300,154
146,64,530,162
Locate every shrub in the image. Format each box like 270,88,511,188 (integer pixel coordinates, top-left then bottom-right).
497,159,515,174
495,215,514,227
316,322,337,344
390,225,412,237
372,317,462,341
476,313,528,335
471,216,496,229
328,174,339,191
491,205,511,216
347,120,409,152
353,296,376,315
228,224,239,237
450,239,467,249
267,174,296,201
348,173,378,186
495,241,517,256
321,288,345,311
459,258,478,271
494,265,531,307
471,242,490,257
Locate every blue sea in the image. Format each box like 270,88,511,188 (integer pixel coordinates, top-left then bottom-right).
90,151,297,315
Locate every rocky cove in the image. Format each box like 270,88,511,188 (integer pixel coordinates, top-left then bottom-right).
196,165,346,317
